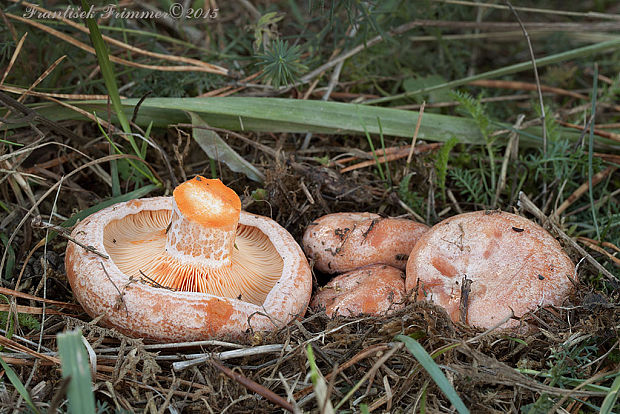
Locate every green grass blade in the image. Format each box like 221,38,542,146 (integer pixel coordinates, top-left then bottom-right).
80,0,131,138
0,233,15,280
396,335,469,414
190,112,265,182
81,0,158,186
81,97,486,144
305,344,335,414
600,371,620,414
588,65,600,239
7,98,619,150
57,329,96,414
365,38,620,105
0,356,41,414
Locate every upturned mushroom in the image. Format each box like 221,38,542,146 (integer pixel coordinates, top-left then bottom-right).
65,176,312,342
310,264,406,317
302,212,429,273
405,210,575,328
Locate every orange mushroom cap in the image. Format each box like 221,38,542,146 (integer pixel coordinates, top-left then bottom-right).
65,178,312,342
302,212,429,273
173,177,240,228
405,210,575,329
311,264,406,317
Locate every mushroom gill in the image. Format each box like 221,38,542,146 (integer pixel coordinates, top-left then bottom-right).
103,209,283,305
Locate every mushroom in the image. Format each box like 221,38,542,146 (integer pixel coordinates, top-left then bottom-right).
310,264,406,317
302,212,429,273
405,210,575,328
65,177,312,342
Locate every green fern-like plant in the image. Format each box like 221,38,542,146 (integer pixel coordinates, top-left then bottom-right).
399,173,425,213
256,39,308,88
452,91,497,190
0,295,41,334
434,136,459,199
449,167,487,205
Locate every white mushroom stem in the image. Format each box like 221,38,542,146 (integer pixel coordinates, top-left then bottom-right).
165,198,237,268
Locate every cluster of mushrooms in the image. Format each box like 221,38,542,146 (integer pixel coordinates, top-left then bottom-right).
65,177,575,342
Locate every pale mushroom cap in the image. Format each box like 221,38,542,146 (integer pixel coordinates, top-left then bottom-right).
302,212,429,273
405,211,575,329
65,197,312,342
311,264,406,317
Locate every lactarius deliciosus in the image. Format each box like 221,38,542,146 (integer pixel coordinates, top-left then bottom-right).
303,212,427,316
310,264,406,317
406,211,575,328
302,212,429,273
65,176,312,342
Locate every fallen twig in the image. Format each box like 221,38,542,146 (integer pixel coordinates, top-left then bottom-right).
210,359,295,413
172,344,291,371
31,216,109,259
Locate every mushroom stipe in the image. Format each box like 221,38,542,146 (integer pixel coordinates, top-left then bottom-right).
65,178,312,342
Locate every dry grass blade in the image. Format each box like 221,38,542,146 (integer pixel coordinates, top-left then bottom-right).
553,165,617,217
0,304,75,316
468,79,589,100
0,84,114,101
0,32,26,85
406,101,426,165
7,0,228,75
559,120,620,143
0,335,60,365
5,12,226,74
18,55,67,105
576,237,620,266
294,344,392,399
340,143,440,173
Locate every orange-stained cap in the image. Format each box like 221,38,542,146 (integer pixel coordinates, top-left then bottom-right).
173,176,241,228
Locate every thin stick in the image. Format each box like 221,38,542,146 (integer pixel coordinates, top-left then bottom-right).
30,216,109,259
334,342,404,410
493,114,524,207
96,340,245,354
210,359,295,413
406,101,426,165
0,32,26,85
172,344,290,371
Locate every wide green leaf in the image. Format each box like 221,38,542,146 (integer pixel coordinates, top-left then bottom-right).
190,112,265,182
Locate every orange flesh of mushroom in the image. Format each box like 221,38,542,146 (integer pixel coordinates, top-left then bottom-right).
103,177,283,305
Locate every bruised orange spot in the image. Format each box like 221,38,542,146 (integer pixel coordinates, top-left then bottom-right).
483,239,499,259
431,256,458,278
174,176,241,228
126,199,143,209
201,298,234,334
